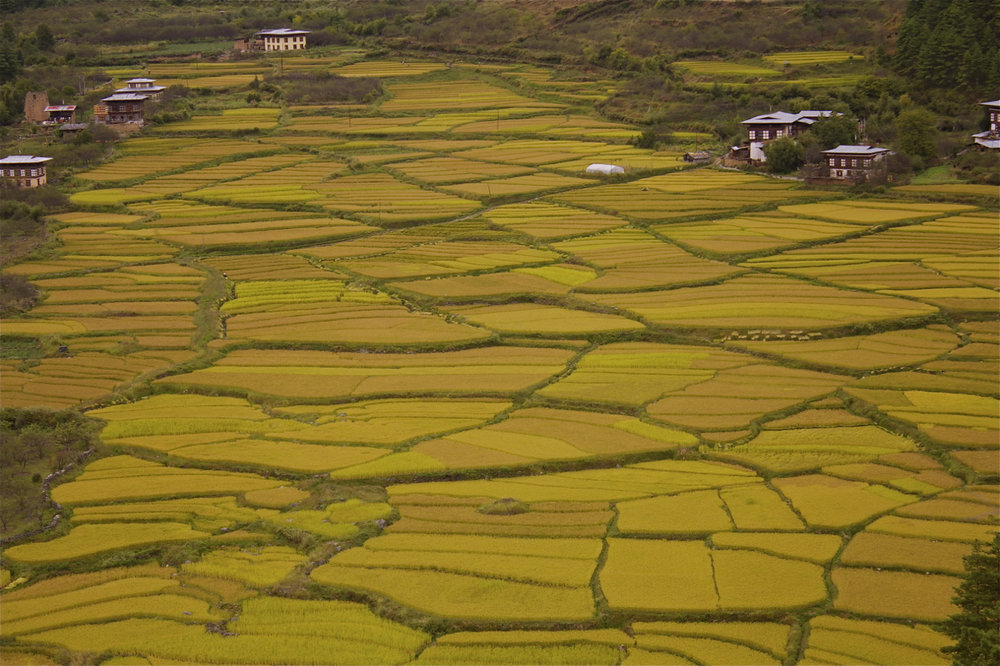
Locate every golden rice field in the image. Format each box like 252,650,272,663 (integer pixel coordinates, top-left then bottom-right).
330,407,696,479
480,200,627,238
153,107,281,132
1,56,996,666
656,210,861,255
550,169,819,220
551,227,743,290
730,326,960,371
76,138,268,182
331,239,562,279
453,138,681,169
380,79,557,112
764,50,863,65
674,60,782,77
157,346,575,399
220,279,491,345
586,272,939,329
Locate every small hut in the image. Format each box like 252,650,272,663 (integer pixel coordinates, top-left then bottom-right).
683,151,712,164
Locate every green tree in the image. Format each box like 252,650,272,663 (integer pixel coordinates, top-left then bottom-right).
894,107,938,160
808,114,857,150
941,533,1000,666
895,0,1000,94
764,137,804,173
34,23,53,50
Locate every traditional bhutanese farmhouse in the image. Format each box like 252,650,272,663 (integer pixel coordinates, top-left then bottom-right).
115,78,167,100
94,93,149,125
237,28,311,52
741,110,835,162
257,28,310,51
972,99,1000,150
822,145,891,180
0,155,53,188
43,104,77,125
742,110,835,141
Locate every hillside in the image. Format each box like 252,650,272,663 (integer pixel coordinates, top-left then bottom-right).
0,2,998,666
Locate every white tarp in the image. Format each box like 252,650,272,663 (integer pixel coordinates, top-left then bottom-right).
585,163,625,175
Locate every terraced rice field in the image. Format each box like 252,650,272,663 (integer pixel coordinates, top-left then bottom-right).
674,60,782,77
550,169,819,220
330,239,561,279
153,107,281,132
220,279,490,345
764,50,863,65
330,407,696,479
157,346,575,399
380,79,556,112
1,55,995,666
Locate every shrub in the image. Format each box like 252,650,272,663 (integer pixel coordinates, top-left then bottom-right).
477,498,530,515
764,136,804,173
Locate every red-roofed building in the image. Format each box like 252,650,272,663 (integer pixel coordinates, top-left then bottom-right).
43,105,77,125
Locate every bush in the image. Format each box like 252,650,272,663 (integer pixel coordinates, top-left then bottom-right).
894,107,938,160
764,136,804,173
954,149,1000,185
807,114,858,150
0,273,39,316
477,498,529,515
270,72,381,105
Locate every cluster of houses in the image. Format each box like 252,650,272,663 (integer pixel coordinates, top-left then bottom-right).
2,45,996,190
731,100,1000,181
729,109,892,181
2,27,312,189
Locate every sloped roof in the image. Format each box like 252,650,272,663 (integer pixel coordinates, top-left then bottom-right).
980,99,1000,108
0,155,53,165
101,93,150,102
741,110,836,125
256,28,311,36
973,132,1000,149
44,105,76,112
821,144,891,155
115,85,166,94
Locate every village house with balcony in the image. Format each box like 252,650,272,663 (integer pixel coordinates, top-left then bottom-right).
0,155,53,188
235,28,310,52
822,145,891,181
94,92,149,125
972,99,1000,150
740,110,836,162
114,78,167,100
